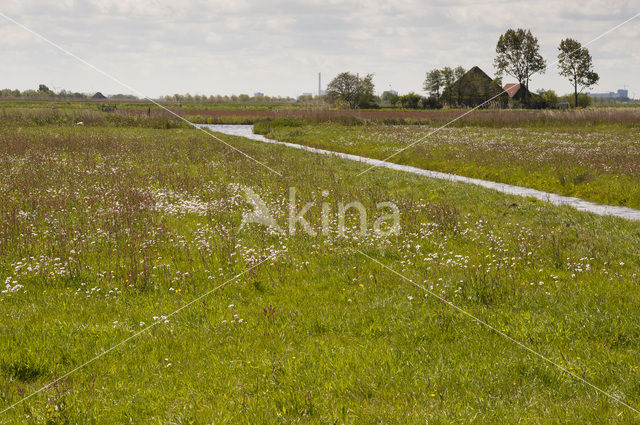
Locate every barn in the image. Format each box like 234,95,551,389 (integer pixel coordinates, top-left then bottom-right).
441,66,508,108
503,83,545,108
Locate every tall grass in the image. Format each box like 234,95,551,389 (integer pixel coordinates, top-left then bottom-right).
0,107,197,129
3,101,640,128
1,123,640,422
253,107,640,128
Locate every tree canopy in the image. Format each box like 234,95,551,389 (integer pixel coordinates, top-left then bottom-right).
557,38,599,108
399,92,421,109
326,72,376,109
423,66,466,104
494,28,546,103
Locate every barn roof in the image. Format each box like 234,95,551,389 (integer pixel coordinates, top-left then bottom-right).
503,83,521,98
440,66,508,108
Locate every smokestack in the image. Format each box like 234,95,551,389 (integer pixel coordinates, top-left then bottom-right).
318,72,321,96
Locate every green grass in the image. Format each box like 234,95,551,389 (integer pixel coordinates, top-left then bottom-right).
1,122,640,423
261,122,640,209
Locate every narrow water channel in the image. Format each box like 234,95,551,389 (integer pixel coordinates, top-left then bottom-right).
200,124,640,222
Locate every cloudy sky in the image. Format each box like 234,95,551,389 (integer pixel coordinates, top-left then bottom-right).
1,0,639,98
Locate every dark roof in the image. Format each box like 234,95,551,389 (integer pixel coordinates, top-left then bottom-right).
92,92,107,99
466,66,492,80
441,66,508,108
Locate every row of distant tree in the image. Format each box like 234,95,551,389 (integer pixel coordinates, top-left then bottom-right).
0,84,140,100
0,84,87,99
0,86,304,104
160,94,296,103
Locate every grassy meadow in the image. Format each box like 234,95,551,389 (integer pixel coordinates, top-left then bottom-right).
260,121,640,209
1,104,640,423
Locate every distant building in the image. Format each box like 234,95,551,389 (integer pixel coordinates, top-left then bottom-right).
587,89,629,99
302,92,313,96
253,92,264,97
388,89,398,96
92,92,107,99
503,83,522,98
503,83,544,107
441,66,507,108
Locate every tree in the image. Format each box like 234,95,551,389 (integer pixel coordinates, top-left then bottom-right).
423,66,467,105
356,74,377,108
494,28,546,105
537,89,558,108
381,91,399,106
327,72,376,109
440,67,456,104
562,92,592,108
421,96,442,109
454,66,466,81
451,66,467,104
557,38,599,109
399,92,422,109
423,69,443,97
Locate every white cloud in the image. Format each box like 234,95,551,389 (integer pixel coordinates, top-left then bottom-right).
0,0,638,97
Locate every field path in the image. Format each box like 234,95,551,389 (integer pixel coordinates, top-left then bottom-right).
201,124,640,222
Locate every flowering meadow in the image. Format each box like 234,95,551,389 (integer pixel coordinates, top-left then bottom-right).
1,115,640,423
264,123,640,209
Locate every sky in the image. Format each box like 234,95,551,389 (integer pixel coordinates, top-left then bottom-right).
1,0,639,98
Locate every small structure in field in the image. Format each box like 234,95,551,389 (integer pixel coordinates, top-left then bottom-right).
92,92,107,99
441,66,507,108
503,83,545,108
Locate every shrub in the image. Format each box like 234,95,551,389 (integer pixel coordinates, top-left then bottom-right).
399,92,422,109
421,96,443,109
